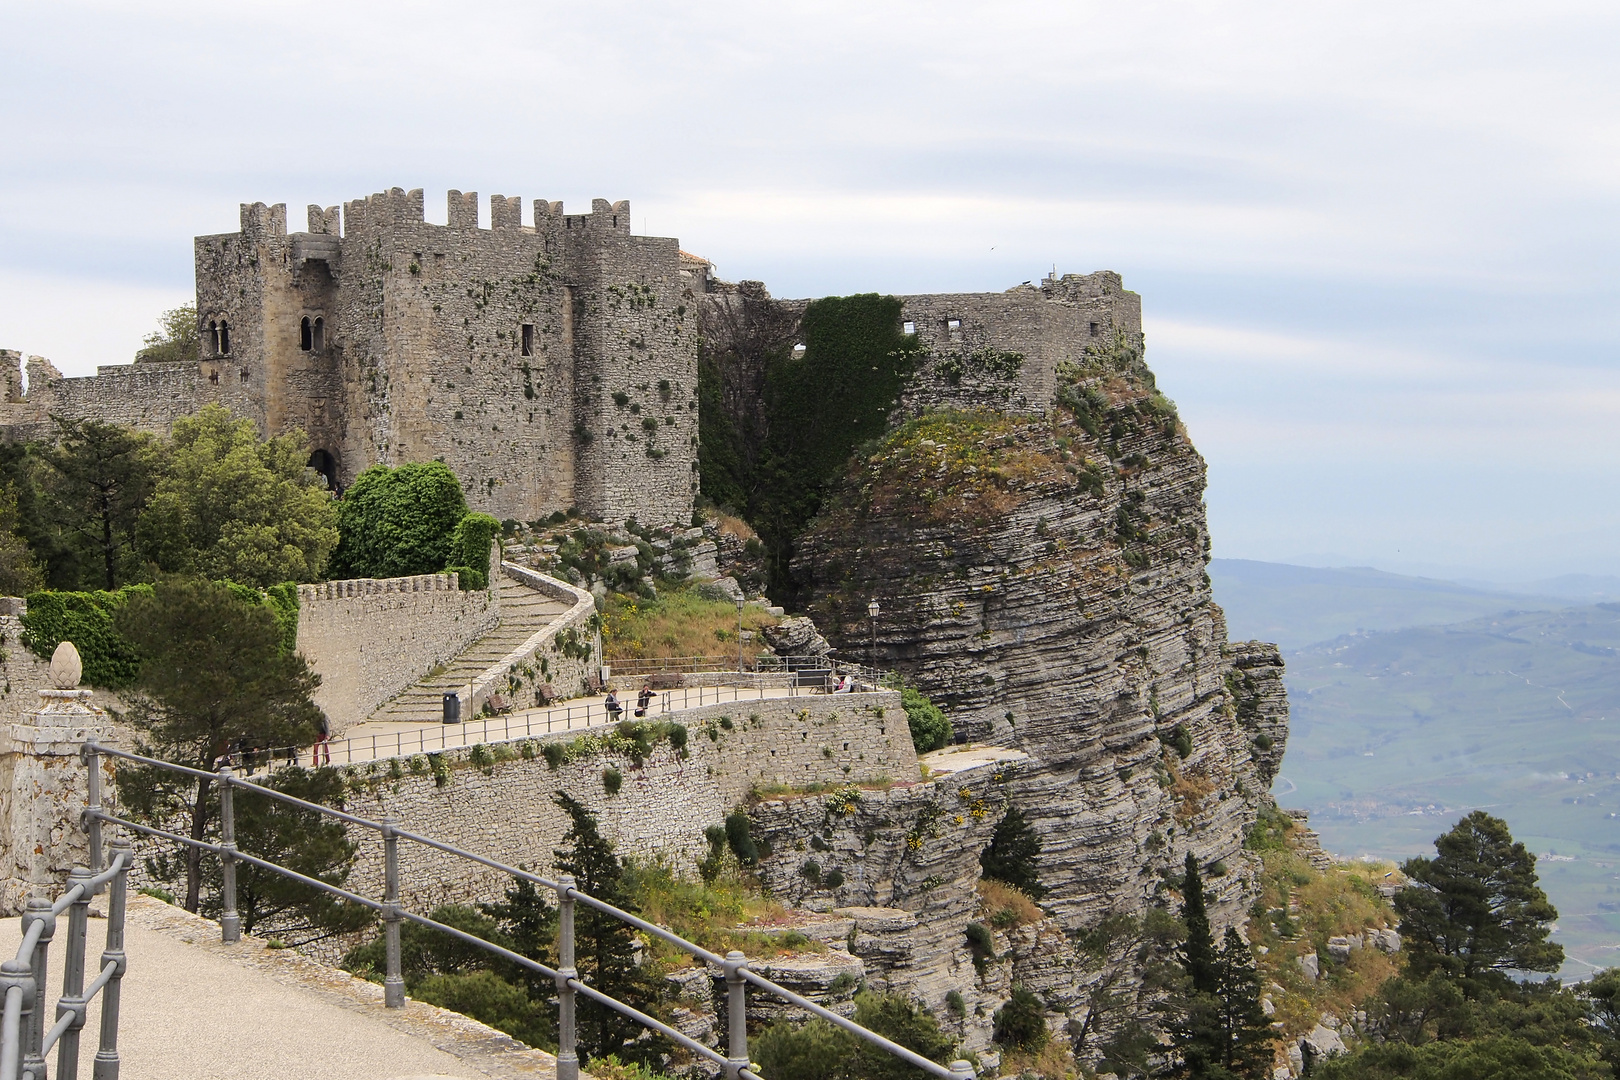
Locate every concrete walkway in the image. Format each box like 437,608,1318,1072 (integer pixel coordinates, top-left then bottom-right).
325,681,841,766
0,896,562,1080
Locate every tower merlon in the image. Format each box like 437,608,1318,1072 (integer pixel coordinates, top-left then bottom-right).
490,194,522,230
448,189,479,229
239,202,287,239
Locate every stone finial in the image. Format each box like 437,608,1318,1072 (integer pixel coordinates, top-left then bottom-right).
49,641,82,690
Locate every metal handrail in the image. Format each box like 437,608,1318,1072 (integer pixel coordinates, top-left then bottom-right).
0,840,132,1080
78,738,974,1080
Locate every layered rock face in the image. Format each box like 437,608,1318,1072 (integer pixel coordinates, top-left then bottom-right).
791,341,1289,936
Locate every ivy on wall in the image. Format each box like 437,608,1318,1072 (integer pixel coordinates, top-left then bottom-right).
21,580,300,689
699,293,921,603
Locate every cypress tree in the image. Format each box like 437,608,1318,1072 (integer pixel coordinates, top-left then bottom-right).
1180,853,1218,996
552,792,659,1063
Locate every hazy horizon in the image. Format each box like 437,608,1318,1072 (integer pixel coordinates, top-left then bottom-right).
4,1,1617,580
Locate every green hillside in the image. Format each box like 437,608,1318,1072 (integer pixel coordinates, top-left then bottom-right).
1276,602,1620,979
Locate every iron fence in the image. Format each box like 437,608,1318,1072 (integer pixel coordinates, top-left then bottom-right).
0,751,131,1080
58,738,973,1080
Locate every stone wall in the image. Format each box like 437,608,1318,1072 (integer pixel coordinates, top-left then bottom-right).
337,690,911,914
295,572,499,735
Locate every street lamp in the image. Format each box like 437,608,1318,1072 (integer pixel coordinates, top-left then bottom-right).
736,596,745,674
867,600,881,680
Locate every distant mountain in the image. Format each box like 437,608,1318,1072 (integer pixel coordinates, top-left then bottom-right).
1210,559,1565,650
1499,574,1620,604
1276,603,1620,979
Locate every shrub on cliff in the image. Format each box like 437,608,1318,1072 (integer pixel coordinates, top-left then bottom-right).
902,686,951,754
752,992,956,1080
328,461,469,580
980,805,1048,900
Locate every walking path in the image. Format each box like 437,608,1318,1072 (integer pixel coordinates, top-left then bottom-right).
0,895,563,1080
326,681,842,766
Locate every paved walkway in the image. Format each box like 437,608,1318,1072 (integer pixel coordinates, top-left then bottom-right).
326,681,843,766
0,895,562,1080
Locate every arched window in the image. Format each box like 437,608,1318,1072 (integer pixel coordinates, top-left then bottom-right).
300,317,313,351
219,320,231,355
208,321,220,356
313,317,325,351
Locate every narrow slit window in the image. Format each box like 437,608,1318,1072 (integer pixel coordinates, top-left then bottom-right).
313,317,325,351
1089,322,1099,336
219,321,231,354
300,317,313,351
208,321,220,356
521,323,534,357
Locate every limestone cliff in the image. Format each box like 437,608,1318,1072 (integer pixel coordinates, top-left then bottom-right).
789,333,1288,936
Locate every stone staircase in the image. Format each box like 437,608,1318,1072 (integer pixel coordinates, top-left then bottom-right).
365,578,572,725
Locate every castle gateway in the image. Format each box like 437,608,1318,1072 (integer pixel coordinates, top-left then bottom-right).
0,188,703,525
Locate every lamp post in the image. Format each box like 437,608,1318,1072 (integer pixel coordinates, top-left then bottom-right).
867,600,880,681
736,596,745,674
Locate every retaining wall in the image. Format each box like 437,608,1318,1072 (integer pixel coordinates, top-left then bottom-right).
296,573,498,735
339,690,912,913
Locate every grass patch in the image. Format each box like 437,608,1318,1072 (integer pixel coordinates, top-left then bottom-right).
602,586,780,662
623,858,823,971
977,878,1044,930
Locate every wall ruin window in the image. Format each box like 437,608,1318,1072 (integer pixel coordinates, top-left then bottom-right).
208,321,220,356
1089,322,1099,337
946,319,961,331
902,321,915,335
521,323,534,357
301,317,313,351
313,317,325,351
219,320,231,355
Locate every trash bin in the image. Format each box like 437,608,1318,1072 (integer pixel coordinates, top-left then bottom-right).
443,692,461,724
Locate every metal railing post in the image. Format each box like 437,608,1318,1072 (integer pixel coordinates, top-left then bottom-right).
554,874,578,1080
218,768,240,944
21,899,51,1080
81,740,103,875
0,961,34,1080
948,1060,975,1080
382,817,404,1008
724,950,749,1080
92,841,130,1080
56,865,93,1079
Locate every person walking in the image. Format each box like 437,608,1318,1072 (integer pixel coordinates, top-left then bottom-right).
605,688,624,722
311,713,332,766
636,681,655,718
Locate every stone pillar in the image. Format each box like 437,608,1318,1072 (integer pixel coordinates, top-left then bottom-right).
0,642,110,914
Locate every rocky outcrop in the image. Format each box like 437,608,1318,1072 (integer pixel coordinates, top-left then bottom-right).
760,615,832,659
789,337,1290,1010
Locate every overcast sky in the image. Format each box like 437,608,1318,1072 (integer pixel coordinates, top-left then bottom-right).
3,1,1616,581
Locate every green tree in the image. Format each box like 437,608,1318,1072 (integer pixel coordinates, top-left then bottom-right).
993,985,1048,1051
328,461,469,580
0,483,44,596
1313,1034,1604,1080
138,405,337,586
113,577,323,911
553,791,659,1062
979,804,1047,900
34,417,160,590
1396,811,1563,995
134,303,199,364
1179,854,1218,996
200,766,372,946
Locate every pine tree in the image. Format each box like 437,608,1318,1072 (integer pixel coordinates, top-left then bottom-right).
552,792,659,1063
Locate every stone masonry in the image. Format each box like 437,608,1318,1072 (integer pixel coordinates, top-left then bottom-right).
337,691,912,914
1,187,705,526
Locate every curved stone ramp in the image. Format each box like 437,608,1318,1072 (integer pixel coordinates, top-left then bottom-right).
0,894,564,1079
365,565,579,726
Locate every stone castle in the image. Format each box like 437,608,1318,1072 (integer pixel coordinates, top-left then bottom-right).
0,186,1143,527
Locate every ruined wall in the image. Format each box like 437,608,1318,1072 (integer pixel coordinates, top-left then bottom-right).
294,572,499,735
896,272,1143,419
338,690,911,913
